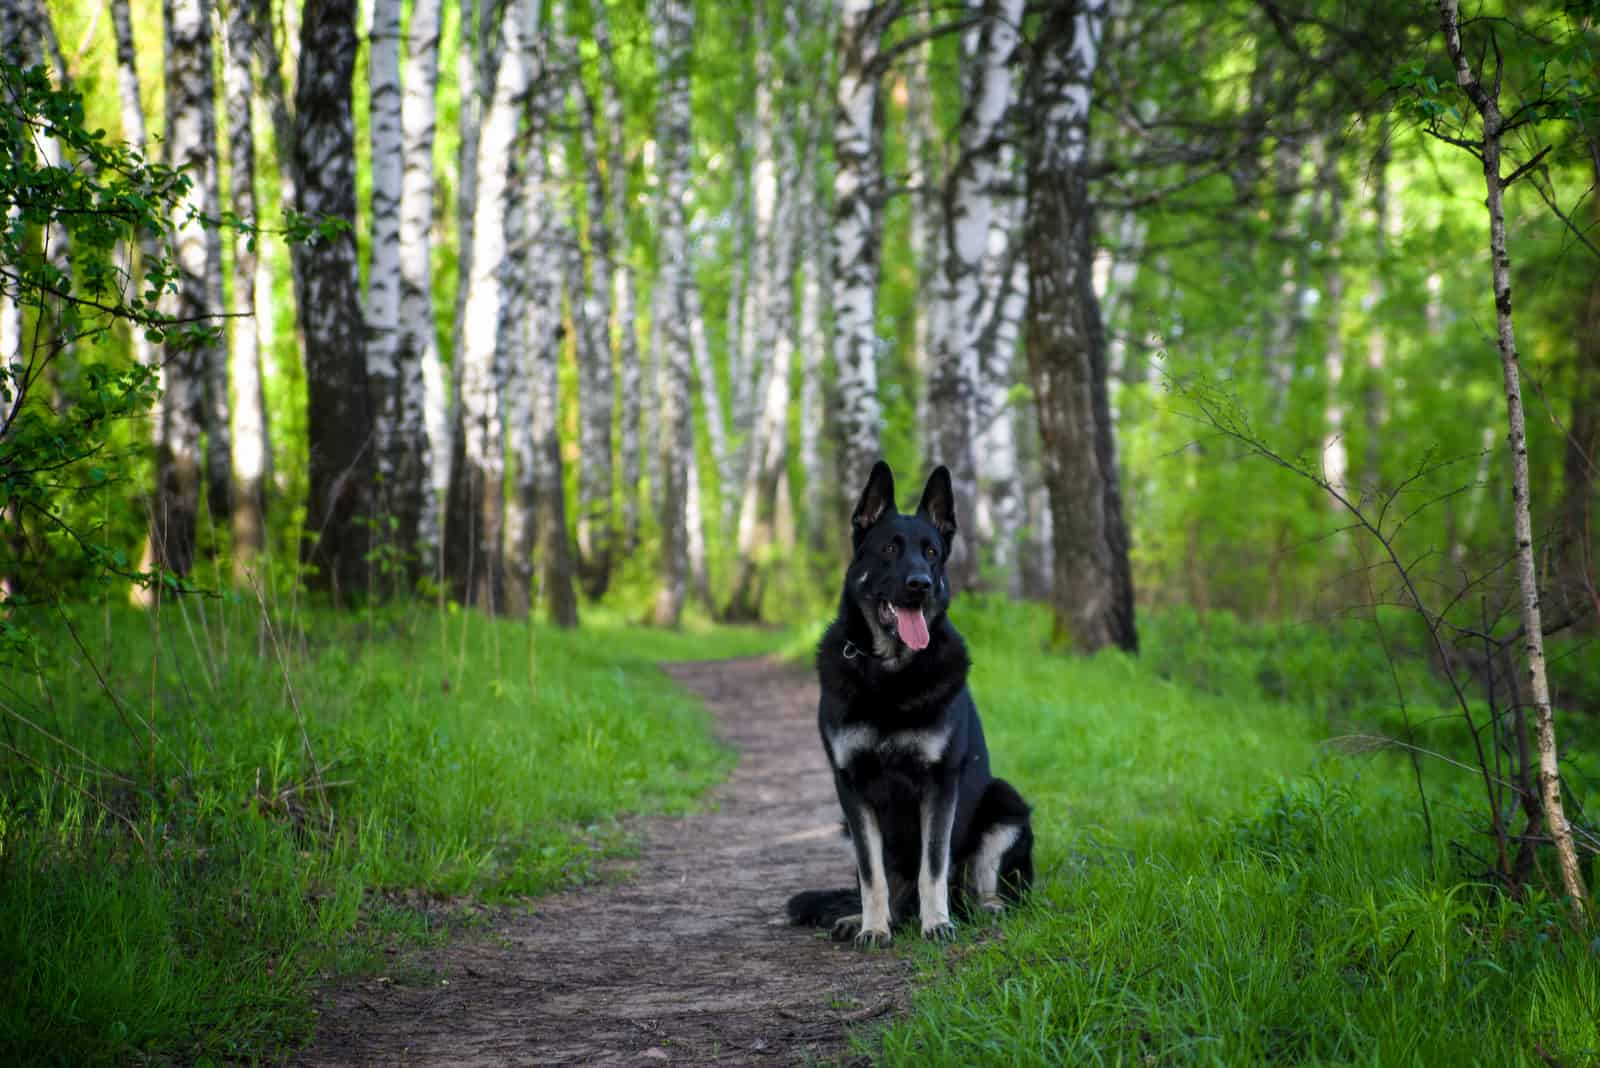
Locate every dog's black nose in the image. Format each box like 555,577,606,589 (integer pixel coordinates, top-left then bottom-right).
905,574,933,596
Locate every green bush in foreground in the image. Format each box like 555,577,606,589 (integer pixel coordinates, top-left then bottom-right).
0,599,787,1065
867,596,1599,1067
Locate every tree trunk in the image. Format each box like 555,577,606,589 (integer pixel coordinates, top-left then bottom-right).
293,0,375,602
499,123,536,620
444,0,540,612
1437,0,1589,914
799,157,832,552
591,0,643,550
686,276,732,531
1362,122,1391,499
1022,0,1137,655
927,0,1023,591
1316,142,1348,503
832,0,895,496
148,0,225,579
110,0,158,375
533,219,580,628
397,0,447,574
574,78,616,598
365,0,408,588
650,0,695,627
222,0,271,582
904,4,936,430
976,185,1028,594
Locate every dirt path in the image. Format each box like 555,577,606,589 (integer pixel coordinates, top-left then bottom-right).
299,656,909,1066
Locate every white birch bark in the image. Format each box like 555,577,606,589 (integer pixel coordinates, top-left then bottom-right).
575,77,616,596
147,0,224,576
366,0,406,564
976,214,1027,593
725,118,752,443
1437,0,1590,913
799,150,832,550
591,0,643,548
650,0,695,626
499,123,536,618
832,0,893,494
1362,125,1392,498
927,0,1023,588
110,0,155,375
685,275,731,515
450,0,490,389
687,442,713,609
734,1,779,478
397,0,447,566
221,0,271,579
444,0,540,611
1316,144,1348,501
726,133,800,620
904,4,936,428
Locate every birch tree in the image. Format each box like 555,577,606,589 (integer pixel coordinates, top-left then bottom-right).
444,0,540,612
504,16,578,627
591,0,644,549
926,0,1023,589
147,0,225,578
1434,0,1589,914
222,0,271,580
397,0,448,569
832,0,895,495
366,0,406,576
575,78,616,597
1022,0,1137,654
292,0,375,599
110,0,156,373
650,0,695,627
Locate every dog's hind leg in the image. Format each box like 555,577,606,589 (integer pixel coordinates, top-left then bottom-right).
968,778,1034,913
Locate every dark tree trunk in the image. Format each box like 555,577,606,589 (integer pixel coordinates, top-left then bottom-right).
292,0,376,602
1022,0,1136,654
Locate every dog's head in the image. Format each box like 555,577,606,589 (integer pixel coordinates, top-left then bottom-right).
843,460,958,656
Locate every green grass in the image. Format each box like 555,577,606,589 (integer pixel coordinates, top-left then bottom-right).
860,597,1600,1067
0,596,787,1066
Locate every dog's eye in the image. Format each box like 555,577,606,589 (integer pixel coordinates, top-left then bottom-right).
924,545,938,561
881,541,898,557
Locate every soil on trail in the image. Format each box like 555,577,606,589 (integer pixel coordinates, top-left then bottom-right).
299,656,910,1066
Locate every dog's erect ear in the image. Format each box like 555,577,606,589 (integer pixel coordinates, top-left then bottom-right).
916,466,958,546
851,460,897,544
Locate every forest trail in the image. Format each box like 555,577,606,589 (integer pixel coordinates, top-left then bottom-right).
299,656,909,1066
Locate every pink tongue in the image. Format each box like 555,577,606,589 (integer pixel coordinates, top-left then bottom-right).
896,607,930,650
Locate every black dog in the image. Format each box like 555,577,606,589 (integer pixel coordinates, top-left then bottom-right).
787,461,1033,947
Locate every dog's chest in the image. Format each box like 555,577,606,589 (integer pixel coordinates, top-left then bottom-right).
826,722,951,769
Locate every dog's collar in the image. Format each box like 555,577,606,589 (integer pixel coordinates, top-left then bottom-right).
843,639,866,660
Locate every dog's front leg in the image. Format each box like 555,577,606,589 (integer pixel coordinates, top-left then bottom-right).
918,783,958,940
840,796,893,948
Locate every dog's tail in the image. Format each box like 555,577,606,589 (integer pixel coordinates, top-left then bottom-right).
786,887,860,928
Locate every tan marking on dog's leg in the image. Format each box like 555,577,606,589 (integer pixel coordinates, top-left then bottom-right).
970,823,1022,912
856,807,892,945
918,797,956,938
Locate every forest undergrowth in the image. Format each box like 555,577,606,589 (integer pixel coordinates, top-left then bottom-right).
2,590,1596,1064
855,598,1600,1067
0,589,786,1064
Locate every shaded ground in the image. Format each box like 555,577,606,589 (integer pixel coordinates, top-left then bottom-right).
299,656,909,1066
